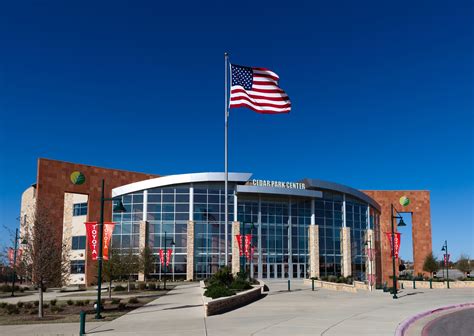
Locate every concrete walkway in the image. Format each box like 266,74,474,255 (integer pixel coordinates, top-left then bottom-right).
0,280,472,336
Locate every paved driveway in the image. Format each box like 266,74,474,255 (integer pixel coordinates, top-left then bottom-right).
0,280,472,336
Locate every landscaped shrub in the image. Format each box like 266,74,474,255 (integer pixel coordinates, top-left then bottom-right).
230,278,252,291
67,300,74,306
50,299,57,306
204,285,235,299
51,305,64,313
16,301,24,308
128,283,136,290
84,300,90,305
34,300,39,307
148,283,156,290
43,303,49,309
29,309,38,315
138,283,147,290
111,298,121,304
113,285,126,292
209,267,233,287
118,302,126,310
24,302,33,309
128,297,139,304
328,275,337,283
75,300,85,306
0,302,7,308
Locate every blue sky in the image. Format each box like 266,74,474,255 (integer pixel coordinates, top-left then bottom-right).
0,1,472,260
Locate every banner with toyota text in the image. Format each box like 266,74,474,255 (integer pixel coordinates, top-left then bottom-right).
166,249,172,266
385,232,401,258
244,234,252,259
159,249,165,265
235,234,243,256
102,222,115,261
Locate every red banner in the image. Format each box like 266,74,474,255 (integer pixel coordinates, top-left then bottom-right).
85,222,100,260
159,249,165,266
366,248,375,261
235,234,243,256
8,248,14,266
244,234,252,260
444,254,450,266
85,222,115,261
385,232,401,258
367,274,376,285
102,222,115,261
166,249,172,266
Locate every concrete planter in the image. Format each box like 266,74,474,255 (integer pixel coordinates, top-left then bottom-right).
201,280,265,316
304,279,369,293
399,280,474,289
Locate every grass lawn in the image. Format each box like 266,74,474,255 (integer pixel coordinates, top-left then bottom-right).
0,292,171,325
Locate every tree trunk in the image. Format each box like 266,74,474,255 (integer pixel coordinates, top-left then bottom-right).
38,283,44,318
109,279,112,299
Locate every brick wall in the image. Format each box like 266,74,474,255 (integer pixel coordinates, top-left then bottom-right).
34,158,158,285
362,190,432,286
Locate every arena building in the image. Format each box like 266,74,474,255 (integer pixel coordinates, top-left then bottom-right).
20,158,432,287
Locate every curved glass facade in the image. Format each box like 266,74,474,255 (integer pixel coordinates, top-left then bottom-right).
112,179,380,281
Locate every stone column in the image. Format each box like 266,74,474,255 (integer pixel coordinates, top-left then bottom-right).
232,221,240,275
186,220,195,281
138,220,148,281
308,225,320,278
341,227,352,277
365,229,375,287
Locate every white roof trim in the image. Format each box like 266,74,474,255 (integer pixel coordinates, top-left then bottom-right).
112,172,253,197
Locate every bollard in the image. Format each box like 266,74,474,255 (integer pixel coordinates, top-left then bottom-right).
430,279,432,289
288,279,291,291
413,279,416,289
312,279,315,291
79,310,86,336
401,282,404,289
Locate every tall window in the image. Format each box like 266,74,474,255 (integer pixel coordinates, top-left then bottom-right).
72,236,86,250
73,202,88,216
70,260,85,274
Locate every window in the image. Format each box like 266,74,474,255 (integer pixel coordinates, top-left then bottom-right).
70,260,85,274
72,236,86,250
73,202,88,216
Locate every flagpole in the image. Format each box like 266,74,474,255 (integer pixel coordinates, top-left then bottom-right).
224,52,229,266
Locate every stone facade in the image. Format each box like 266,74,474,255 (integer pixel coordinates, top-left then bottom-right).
362,190,432,286
186,220,195,281
341,227,351,277
137,220,148,281
365,229,376,288
232,221,240,274
308,225,320,278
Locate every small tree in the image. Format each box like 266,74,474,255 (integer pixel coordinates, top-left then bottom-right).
139,246,155,283
103,248,123,299
122,249,139,292
456,254,471,277
22,207,68,318
423,253,439,278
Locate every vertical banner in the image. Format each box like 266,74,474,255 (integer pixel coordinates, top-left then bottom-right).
166,249,172,266
235,235,243,256
85,222,99,261
244,234,252,260
385,232,401,258
102,222,116,261
8,248,14,266
444,254,450,266
367,274,376,286
159,249,165,266
366,248,375,261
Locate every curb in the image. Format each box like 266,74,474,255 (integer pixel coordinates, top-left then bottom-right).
395,302,474,336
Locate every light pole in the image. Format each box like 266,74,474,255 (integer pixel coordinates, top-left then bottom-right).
441,240,450,289
95,179,127,319
364,238,373,292
390,204,406,299
11,225,27,297
163,231,175,290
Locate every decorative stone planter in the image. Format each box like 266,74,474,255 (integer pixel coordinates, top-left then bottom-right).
201,280,265,316
304,279,370,293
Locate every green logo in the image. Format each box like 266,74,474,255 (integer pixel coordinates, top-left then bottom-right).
399,196,410,207
70,171,86,185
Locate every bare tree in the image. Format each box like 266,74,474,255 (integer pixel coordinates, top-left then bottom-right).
22,207,69,318
103,248,123,299
139,246,155,283
122,249,139,292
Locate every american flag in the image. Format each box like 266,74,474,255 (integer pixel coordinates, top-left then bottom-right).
230,64,291,114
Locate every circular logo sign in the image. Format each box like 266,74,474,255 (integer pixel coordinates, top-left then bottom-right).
399,196,410,207
70,171,86,185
